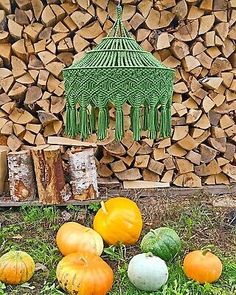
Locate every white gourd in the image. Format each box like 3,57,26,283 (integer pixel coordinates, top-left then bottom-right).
128,253,169,291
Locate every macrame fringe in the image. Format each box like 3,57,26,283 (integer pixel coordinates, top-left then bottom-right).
115,106,124,141
90,104,96,133
79,106,90,140
155,107,160,132
105,105,110,129
148,106,158,139
130,106,134,132
131,106,141,141
65,106,78,137
143,103,149,131
98,108,108,140
160,105,171,137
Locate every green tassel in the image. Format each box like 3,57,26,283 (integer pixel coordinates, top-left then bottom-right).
98,107,108,140
105,105,110,128
148,106,157,139
79,106,90,140
131,106,141,141
90,104,96,133
160,105,171,137
143,103,149,131
130,106,134,131
65,106,78,137
115,106,124,141
155,107,160,133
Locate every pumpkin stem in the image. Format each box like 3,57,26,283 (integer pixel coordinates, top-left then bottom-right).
202,249,211,256
79,257,87,264
145,252,154,257
101,201,108,214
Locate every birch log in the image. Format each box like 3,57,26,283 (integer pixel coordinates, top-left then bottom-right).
7,150,36,201
0,146,9,194
32,145,71,204
68,148,98,200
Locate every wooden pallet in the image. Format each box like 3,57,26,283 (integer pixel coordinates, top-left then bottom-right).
0,184,236,207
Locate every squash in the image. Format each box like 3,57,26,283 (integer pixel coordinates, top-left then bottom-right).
128,253,168,291
56,251,114,295
140,227,181,261
0,251,35,285
183,250,223,283
93,197,143,245
56,222,104,256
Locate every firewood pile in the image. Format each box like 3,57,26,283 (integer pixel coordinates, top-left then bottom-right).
0,0,235,190
0,144,98,204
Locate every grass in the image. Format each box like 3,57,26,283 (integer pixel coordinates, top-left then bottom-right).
109,252,236,295
0,195,235,295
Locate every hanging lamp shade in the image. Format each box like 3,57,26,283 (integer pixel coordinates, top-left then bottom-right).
63,4,174,141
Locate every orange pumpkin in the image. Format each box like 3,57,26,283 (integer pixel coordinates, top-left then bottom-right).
56,251,113,295
0,251,35,285
183,250,223,284
56,222,104,256
93,197,143,245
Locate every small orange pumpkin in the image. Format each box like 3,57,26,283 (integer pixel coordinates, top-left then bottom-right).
183,250,223,284
0,251,35,285
56,222,104,256
56,251,114,295
93,197,143,245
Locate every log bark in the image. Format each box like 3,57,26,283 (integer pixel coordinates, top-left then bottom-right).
8,150,36,201
68,148,98,200
0,146,9,194
32,146,71,204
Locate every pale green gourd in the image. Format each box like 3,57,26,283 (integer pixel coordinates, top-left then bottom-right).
128,253,168,291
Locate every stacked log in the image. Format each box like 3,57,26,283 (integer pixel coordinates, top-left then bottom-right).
0,146,9,193
2,143,98,203
32,145,72,204
8,150,37,201
0,0,235,188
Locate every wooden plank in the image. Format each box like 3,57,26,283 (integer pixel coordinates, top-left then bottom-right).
47,136,97,147
1,185,236,207
123,181,170,189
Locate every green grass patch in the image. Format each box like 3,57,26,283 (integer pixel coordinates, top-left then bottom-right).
109,254,236,295
0,199,235,294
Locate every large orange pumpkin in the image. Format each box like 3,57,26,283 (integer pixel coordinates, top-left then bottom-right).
56,222,104,256
56,251,113,295
0,251,35,285
93,197,143,245
183,250,223,284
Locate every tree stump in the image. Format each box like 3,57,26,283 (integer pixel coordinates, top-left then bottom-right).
7,150,36,201
68,148,98,200
0,146,9,194
32,145,71,204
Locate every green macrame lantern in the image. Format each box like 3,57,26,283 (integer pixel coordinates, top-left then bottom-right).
63,4,174,141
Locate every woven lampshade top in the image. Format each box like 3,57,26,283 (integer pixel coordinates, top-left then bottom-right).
63,4,174,141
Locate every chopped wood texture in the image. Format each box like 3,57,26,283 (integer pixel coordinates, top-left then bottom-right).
174,172,201,187
68,148,98,200
0,146,9,194
32,146,71,204
115,168,142,181
0,0,234,191
110,160,127,172
8,150,36,201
